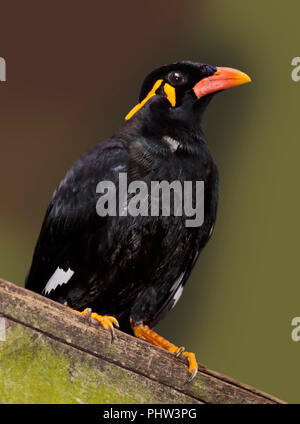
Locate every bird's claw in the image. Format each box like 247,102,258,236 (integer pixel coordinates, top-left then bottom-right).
81,307,92,323
175,346,185,357
90,312,120,343
74,308,119,342
177,350,198,384
185,367,198,384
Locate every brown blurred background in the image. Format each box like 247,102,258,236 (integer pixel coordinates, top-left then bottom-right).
1,0,300,403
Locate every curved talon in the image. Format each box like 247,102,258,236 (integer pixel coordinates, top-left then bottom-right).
175,346,185,357
181,351,198,384
110,325,116,342
90,313,119,343
185,368,198,384
70,307,92,322
81,307,92,323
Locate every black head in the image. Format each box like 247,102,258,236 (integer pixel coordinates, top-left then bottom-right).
125,61,251,130
139,61,216,104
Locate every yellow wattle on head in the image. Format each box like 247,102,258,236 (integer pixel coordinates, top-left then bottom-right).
125,79,163,121
125,80,177,121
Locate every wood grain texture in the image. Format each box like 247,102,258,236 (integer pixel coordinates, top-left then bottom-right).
0,278,285,404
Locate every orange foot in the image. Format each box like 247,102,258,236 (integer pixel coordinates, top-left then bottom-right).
130,320,199,383
70,306,119,342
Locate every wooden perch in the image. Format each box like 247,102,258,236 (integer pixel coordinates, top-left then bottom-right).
0,278,284,404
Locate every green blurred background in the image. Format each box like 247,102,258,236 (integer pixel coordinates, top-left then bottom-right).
1,0,299,403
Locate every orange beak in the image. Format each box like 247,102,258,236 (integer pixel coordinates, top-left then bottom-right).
193,66,251,99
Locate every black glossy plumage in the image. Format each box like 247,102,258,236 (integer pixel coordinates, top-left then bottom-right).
26,61,219,334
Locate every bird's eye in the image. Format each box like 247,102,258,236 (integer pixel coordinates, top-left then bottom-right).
167,71,185,86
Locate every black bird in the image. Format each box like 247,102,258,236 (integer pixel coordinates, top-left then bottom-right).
26,61,251,382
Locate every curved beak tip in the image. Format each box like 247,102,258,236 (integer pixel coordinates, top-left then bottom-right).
234,70,252,85
215,66,252,86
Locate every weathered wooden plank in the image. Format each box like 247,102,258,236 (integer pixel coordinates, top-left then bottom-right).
0,278,285,404
0,319,200,404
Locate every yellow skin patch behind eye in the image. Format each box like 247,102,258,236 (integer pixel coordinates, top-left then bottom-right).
125,79,163,121
125,80,177,121
164,83,176,107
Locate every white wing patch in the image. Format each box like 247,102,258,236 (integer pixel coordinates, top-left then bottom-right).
170,272,185,291
43,267,74,295
170,271,185,309
112,164,126,172
172,284,184,309
163,136,180,153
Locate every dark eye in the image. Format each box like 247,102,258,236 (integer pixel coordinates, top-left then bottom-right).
167,71,185,86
